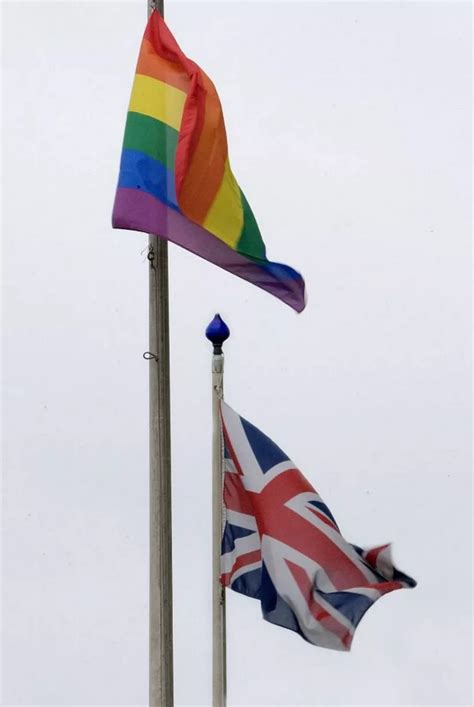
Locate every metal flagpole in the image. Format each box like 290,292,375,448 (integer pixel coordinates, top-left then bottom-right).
147,0,174,704
206,314,230,707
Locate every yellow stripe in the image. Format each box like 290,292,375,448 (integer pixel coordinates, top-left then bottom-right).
203,159,243,248
129,74,186,131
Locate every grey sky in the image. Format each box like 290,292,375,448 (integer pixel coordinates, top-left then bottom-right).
2,1,472,705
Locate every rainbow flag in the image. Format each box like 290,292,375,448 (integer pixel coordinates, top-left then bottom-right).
112,11,306,312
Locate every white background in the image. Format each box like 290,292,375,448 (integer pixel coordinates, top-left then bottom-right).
2,1,471,705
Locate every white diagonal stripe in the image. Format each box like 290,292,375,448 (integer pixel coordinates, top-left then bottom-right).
221,402,263,490
230,561,262,584
225,509,258,531
221,532,261,574
285,493,379,584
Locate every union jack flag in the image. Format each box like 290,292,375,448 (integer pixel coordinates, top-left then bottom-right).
220,402,416,651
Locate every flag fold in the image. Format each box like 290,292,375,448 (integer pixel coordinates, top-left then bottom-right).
113,11,306,312
220,402,416,651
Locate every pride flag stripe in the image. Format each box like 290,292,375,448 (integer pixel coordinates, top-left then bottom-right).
202,158,244,249
176,73,228,222
118,149,178,210
123,112,178,168
129,74,185,131
115,188,305,305
238,191,266,260
121,134,264,260
137,37,190,93
113,11,306,312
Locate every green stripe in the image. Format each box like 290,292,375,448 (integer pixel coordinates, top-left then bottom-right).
236,190,266,260
123,111,178,171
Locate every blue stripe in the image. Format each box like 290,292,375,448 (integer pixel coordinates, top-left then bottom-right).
316,590,373,628
308,500,340,530
352,545,416,587
240,417,289,473
393,568,417,587
352,544,387,581
231,567,262,600
259,562,306,641
259,260,305,282
221,522,256,555
118,149,179,211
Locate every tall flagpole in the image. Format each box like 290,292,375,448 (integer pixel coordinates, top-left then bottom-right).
147,0,174,704
206,314,230,707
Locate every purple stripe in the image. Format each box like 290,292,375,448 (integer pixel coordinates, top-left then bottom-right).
112,188,306,312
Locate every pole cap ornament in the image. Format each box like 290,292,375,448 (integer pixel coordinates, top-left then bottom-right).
205,314,230,354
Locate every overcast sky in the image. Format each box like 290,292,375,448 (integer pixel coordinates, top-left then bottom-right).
2,1,472,705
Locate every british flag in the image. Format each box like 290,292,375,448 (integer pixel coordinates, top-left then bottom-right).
220,402,416,651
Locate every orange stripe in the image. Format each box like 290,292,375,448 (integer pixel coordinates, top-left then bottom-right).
136,37,190,93
177,72,228,224
138,14,231,226
137,14,236,230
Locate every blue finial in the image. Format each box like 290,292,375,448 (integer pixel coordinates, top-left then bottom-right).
205,313,230,354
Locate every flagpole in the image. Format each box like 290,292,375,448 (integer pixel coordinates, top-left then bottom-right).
206,314,230,707
147,0,174,703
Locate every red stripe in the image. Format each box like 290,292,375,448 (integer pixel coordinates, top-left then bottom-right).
250,470,371,589
174,71,207,206
143,12,226,221
224,471,255,516
176,72,227,222
144,11,197,75
136,37,190,92
221,549,262,586
286,560,352,650
222,422,244,476
364,544,389,570
222,431,369,588
371,580,404,596
306,505,339,531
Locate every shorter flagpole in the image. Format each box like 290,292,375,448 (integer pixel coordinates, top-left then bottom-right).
206,314,230,707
